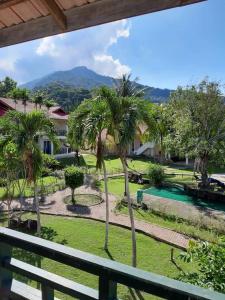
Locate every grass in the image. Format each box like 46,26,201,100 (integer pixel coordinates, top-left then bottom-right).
117,205,221,244
0,176,64,200
1,214,195,300
100,177,149,198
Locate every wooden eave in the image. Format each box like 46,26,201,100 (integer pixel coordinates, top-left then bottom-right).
0,0,206,48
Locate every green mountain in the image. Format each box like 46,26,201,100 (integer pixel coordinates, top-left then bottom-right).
21,66,172,110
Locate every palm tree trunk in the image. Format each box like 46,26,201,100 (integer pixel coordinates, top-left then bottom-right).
71,189,75,204
34,182,41,236
121,156,137,267
102,160,110,250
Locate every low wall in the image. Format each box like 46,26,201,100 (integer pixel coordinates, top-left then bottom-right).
184,185,225,203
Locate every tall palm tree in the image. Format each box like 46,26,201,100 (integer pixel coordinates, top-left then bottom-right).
68,97,111,250
102,87,155,267
2,110,57,235
33,91,44,110
21,89,30,113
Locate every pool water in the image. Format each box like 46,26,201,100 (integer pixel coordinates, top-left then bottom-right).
143,186,225,212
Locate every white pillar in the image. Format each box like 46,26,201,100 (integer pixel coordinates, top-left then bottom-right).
51,142,54,155
185,154,189,165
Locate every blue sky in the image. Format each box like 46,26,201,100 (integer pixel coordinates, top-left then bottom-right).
0,0,224,89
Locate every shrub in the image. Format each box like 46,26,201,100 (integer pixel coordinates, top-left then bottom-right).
178,239,225,293
64,166,84,204
148,163,165,186
0,178,7,187
42,154,60,170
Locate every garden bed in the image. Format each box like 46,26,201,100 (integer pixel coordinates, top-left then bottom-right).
64,194,103,207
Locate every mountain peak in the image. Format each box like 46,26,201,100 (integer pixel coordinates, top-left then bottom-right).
21,66,171,103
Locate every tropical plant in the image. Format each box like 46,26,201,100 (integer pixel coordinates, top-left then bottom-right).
179,239,225,293
0,110,58,235
9,88,30,113
68,95,111,250
102,87,155,267
64,166,84,204
116,74,145,98
44,99,55,111
33,91,45,109
168,80,225,187
0,76,17,98
148,163,165,186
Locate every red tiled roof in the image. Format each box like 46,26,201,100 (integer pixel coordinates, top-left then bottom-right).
0,98,68,120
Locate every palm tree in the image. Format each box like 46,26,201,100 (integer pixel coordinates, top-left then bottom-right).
101,87,155,267
116,74,145,98
44,99,55,111
21,89,30,113
33,91,44,110
3,110,57,235
68,97,111,250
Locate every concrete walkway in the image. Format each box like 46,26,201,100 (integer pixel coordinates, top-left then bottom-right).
1,186,190,250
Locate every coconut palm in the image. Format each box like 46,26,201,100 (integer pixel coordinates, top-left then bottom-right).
33,91,44,110
68,97,111,250
44,99,55,111
2,110,57,235
101,87,155,267
116,73,145,98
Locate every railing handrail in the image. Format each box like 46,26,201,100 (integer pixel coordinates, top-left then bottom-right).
0,227,224,300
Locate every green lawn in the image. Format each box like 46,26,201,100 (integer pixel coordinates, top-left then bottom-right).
0,176,64,200
2,214,195,300
100,177,148,198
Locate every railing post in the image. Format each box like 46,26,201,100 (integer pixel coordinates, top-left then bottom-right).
99,271,117,300
0,241,12,300
41,284,54,300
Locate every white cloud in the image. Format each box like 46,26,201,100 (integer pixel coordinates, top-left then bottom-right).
107,19,131,47
94,54,131,77
0,57,16,72
36,37,60,57
35,19,131,77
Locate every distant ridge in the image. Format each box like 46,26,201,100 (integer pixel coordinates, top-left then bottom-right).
21,66,172,103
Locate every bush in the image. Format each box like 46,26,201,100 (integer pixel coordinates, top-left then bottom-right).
0,178,7,187
42,154,60,170
148,163,165,186
64,166,84,204
179,239,225,293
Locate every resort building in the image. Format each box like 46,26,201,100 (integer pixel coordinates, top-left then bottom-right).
0,97,70,157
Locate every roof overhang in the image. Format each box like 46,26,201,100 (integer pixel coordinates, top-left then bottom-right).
0,0,206,48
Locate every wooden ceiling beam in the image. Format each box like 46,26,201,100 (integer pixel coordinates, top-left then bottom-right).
0,0,25,10
0,0,206,48
39,0,67,30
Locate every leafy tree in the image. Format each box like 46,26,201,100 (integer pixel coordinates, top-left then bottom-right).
64,166,84,204
0,110,57,235
179,239,225,293
69,93,111,250
0,141,19,225
34,82,91,112
148,163,165,186
168,80,225,186
0,76,17,97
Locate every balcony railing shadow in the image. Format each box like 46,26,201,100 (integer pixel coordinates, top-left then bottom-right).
0,227,224,300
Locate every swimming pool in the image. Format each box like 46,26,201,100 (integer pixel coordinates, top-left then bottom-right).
140,186,225,212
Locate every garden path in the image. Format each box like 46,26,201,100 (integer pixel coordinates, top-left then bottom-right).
3,186,190,250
